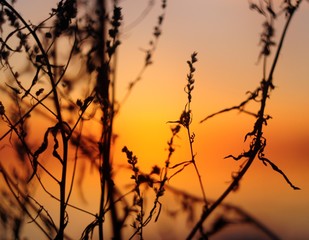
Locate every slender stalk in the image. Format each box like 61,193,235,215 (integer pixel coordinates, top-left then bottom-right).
1,2,71,238
186,124,208,206
97,1,106,238
187,2,301,239
95,1,121,239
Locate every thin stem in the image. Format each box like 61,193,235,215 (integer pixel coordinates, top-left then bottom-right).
187,2,302,239
267,4,298,81
186,125,208,206
96,1,122,240
2,2,69,238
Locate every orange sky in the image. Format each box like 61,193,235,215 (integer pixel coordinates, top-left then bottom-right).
2,0,309,239
114,1,309,239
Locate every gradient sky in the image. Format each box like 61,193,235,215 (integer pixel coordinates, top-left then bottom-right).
5,0,309,239
115,1,309,239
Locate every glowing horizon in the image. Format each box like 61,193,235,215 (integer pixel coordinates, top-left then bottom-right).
0,1,308,239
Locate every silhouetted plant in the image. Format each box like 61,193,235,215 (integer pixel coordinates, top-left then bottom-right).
0,0,306,240
188,1,302,239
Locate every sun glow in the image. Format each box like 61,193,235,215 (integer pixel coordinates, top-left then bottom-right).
0,0,308,239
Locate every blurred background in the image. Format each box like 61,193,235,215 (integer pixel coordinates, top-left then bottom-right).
1,0,308,239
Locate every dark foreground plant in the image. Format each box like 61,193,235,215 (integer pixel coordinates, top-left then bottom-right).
187,1,302,239
0,0,306,240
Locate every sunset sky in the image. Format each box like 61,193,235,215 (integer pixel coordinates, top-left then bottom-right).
3,0,309,239
115,1,309,238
